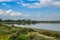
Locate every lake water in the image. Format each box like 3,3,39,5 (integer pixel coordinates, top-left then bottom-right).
7,23,60,31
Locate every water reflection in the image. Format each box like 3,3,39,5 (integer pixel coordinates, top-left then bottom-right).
6,23,60,31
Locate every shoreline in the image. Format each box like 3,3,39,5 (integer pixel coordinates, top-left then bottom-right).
13,25,60,32
0,25,60,40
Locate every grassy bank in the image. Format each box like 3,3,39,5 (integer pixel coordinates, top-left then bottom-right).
0,25,60,40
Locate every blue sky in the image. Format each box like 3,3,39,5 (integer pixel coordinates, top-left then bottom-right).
0,0,60,21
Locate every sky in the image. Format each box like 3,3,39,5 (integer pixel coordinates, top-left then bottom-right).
0,0,60,21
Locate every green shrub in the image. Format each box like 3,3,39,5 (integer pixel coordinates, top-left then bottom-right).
15,34,28,40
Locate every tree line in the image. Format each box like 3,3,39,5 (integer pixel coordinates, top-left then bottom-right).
0,19,60,24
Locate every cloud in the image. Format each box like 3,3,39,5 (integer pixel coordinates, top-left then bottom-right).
0,9,31,17
16,2,20,4
20,0,41,8
21,3,41,8
0,10,4,14
6,9,22,16
37,14,40,17
40,0,60,7
20,0,60,8
2,3,11,8
10,13,22,16
0,9,22,16
6,9,13,13
22,14,31,17
0,0,60,8
0,0,14,2
28,0,35,1
0,9,32,20
52,1,60,7
2,3,7,5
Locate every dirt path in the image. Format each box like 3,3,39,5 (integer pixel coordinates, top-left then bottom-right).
28,32,57,40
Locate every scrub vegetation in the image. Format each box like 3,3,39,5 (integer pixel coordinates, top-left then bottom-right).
0,24,60,40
